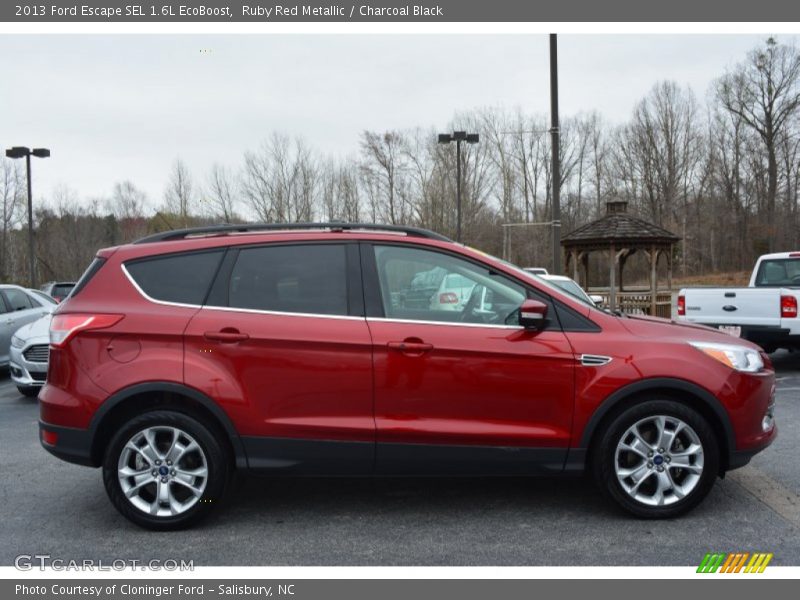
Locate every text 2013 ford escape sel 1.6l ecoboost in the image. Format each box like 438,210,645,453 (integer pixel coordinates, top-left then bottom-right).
38,223,776,529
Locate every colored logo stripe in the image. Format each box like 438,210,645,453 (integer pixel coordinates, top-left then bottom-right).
697,552,773,573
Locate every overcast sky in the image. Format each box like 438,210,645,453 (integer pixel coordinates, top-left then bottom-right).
0,34,781,206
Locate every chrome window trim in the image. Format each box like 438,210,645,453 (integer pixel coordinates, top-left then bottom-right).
124,263,364,322
368,316,524,330
202,304,364,322
124,262,530,328
121,264,203,310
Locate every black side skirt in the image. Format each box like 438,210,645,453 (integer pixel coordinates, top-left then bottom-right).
241,436,569,477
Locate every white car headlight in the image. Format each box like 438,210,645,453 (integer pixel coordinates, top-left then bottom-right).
689,341,764,373
10,335,24,349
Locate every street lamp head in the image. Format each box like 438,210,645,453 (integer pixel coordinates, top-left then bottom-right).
466,133,480,144
32,148,50,158
438,133,453,144
5,146,30,159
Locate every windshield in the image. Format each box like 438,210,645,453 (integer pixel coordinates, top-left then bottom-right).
550,279,593,304
30,290,57,305
754,258,800,287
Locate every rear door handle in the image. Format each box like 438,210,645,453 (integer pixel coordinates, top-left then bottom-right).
388,340,433,356
204,329,249,343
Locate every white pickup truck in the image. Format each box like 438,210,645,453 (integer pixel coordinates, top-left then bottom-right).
678,251,800,352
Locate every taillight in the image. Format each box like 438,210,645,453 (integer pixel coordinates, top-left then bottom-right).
439,292,458,304
781,295,798,318
41,428,58,446
49,313,123,348
677,295,686,316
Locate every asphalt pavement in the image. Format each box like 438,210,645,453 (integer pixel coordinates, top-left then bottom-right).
1,354,799,566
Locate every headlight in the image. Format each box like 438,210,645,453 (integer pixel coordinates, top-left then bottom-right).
689,341,764,373
10,335,24,349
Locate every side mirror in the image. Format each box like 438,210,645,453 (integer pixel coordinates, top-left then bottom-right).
519,299,548,329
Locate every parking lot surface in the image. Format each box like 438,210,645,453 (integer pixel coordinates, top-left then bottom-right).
1,353,799,566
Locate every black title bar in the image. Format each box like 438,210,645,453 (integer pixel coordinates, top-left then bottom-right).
4,0,800,22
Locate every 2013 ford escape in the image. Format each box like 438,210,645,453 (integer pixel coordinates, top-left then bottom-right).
39,223,777,529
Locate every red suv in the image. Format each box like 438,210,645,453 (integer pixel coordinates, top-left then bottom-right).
39,223,777,529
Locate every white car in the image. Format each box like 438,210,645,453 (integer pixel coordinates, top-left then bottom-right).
523,267,549,276
1,285,55,370
429,272,477,311
9,313,52,397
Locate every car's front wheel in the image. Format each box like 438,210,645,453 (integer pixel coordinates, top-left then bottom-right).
17,386,40,398
592,399,719,518
102,410,231,530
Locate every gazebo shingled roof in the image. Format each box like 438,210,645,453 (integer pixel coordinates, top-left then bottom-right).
560,201,681,313
562,203,680,249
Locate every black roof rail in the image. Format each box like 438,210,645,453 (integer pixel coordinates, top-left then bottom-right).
133,222,452,244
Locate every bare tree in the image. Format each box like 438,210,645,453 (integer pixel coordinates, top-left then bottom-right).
716,37,800,251
206,164,239,223
0,158,24,280
163,159,194,227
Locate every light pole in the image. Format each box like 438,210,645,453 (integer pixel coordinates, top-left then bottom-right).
5,146,50,287
549,33,562,274
438,131,479,243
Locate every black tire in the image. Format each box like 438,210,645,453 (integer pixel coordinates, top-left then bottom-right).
102,410,231,530
17,386,40,398
591,399,720,518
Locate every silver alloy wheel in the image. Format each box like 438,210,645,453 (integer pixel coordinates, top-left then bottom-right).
117,426,208,517
614,415,704,507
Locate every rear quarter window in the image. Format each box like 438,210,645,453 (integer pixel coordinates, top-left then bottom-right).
125,250,224,305
70,257,107,298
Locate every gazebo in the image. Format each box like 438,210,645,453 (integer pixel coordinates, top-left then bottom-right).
561,201,681,316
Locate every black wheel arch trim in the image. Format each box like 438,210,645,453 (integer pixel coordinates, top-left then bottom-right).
577,377,737,466
88,382,248,469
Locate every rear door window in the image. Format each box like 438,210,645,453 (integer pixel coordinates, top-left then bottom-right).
226,244,349,316
125,250,224,305
2,289,34,311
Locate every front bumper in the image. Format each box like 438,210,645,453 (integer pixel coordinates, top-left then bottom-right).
9,343,48,387
38,421,97,467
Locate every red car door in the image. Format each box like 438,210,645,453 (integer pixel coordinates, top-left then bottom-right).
363,243,575,475
184,242,375,475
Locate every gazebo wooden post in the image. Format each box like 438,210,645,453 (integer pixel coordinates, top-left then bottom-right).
667,248,673,293
572,250,580,283
609,243,616,311
582,252,589,289
650,246,658,316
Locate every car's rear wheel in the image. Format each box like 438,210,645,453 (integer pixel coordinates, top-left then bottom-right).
17,386,40,398
102,410,230,530
592,399,719,518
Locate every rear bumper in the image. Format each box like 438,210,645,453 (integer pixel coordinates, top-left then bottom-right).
739,326,799,349
686,322,800,349
38,421,97,467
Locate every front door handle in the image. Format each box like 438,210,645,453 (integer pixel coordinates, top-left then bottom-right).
388,339,433,356
204,329,249,343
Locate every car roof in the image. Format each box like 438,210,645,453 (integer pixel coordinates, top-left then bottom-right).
757,252,800,260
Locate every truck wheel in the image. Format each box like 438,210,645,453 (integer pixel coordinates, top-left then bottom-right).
592,399,719,518
102,410,231,530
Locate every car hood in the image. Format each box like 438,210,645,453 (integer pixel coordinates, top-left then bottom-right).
619,314,763,350
15,313,52,343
